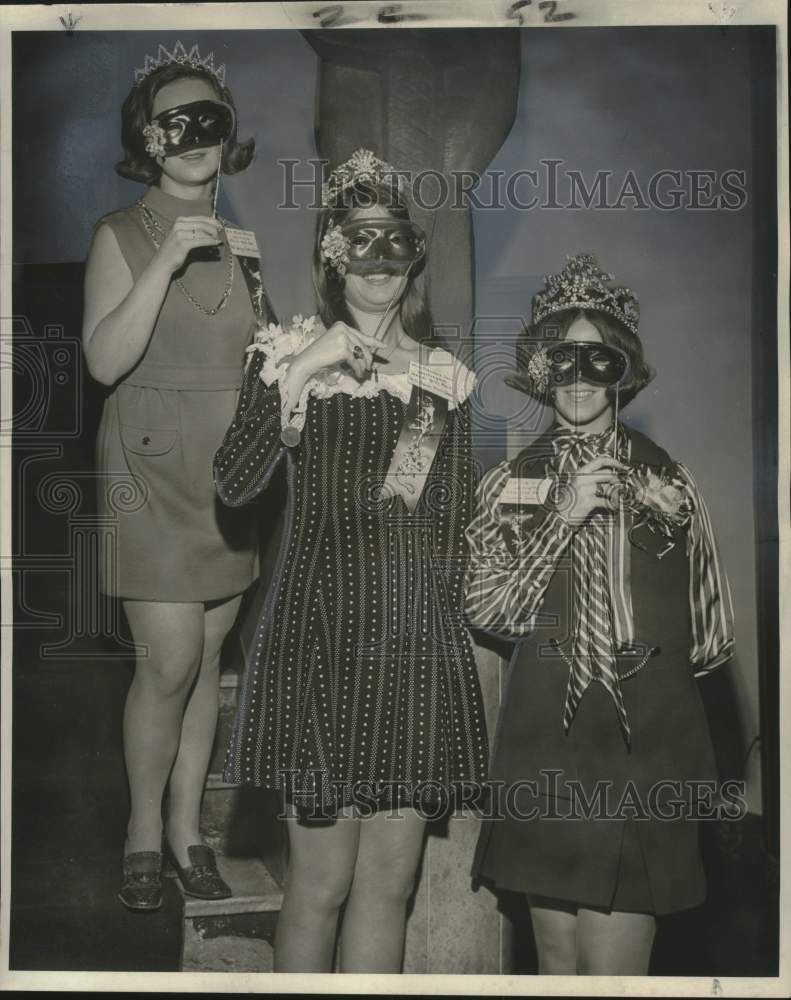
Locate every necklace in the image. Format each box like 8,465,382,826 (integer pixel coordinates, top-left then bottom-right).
137,200,235,317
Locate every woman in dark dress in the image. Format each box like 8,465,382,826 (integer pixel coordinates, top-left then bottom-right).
82,46,274,910
214,150,488,972
465,254,734,974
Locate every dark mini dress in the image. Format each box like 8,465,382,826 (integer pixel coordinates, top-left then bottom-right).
93,186,274,602
468,426,733,915
214,328,489,811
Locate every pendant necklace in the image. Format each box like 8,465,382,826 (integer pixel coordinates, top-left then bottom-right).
137,199,235,317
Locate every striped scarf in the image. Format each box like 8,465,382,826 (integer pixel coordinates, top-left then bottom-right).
551,423,734,746
552,424,634,743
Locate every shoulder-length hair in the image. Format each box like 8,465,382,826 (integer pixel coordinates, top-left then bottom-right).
518,306,654,406
312,179,434,343
115,62,254,185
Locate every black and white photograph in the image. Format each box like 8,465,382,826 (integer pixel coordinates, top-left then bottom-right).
1,1,788,993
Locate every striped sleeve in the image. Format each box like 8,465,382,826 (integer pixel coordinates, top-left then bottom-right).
675,463,735,675
213,344,287,507
463,461,573,638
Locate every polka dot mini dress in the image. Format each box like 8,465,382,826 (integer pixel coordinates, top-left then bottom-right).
214,327,489,813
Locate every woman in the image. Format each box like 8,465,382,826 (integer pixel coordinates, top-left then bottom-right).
82,46,275,910
465,254,734,974
214,149,489,972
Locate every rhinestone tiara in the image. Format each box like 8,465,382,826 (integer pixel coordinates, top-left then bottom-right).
532,253,640,334
321,148,403,208
134,41,226,88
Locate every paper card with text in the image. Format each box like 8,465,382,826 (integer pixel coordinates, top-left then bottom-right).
224,226,261,258
496,477,551,507
407,361,458,402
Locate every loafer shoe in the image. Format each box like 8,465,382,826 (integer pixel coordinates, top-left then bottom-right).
165,843,231,900
118,850,163,911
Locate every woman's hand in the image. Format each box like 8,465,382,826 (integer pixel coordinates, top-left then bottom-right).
556,455,629,524
289,321,382,382
156,215,222,273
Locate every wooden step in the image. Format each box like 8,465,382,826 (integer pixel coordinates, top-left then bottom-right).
176,855,283,918
178,856,282,973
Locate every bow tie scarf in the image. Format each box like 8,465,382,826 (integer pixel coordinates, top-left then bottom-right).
550,426,635,746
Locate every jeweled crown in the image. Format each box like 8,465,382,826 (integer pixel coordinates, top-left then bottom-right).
322,148,401,208
532,253,640,334
134,41,226,87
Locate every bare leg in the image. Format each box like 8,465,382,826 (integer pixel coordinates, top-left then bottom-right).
339,808,426,973
122,601,204,855
273,810,360,972
577,907,656,975
526,894,578,974
165,595,242,866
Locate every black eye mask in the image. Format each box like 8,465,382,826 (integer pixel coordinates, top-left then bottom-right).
506,341,630,394
321,218,426,275
144,100,235,157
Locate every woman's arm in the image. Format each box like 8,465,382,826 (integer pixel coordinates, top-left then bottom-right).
463,462,574,638
674,463,735,674
82,215,221,386
427,400,478,623
213,316,386,507
213,345,288,507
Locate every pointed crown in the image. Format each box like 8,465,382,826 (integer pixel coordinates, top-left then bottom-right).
134,41,226,88
532,253,640,334
321,148,402,208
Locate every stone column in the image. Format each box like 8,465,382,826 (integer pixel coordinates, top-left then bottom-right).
304,27,521,336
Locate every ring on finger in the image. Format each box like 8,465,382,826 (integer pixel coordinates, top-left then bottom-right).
352,345,364,360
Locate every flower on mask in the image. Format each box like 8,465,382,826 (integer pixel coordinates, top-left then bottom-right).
142,123,167,157
320,224,351,276
526,347,552,394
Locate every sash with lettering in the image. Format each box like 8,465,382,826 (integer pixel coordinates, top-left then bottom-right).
382,360,454,512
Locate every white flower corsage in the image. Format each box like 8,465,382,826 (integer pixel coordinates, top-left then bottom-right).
142,123,167,158
320,224,351,276
623,464,694,557
246,314,340,433
526,347,552,394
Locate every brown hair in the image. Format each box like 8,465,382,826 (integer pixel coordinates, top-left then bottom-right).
115,62,254,185
312,179,433,342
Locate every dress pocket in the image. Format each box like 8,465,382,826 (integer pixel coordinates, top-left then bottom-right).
119,423,178,456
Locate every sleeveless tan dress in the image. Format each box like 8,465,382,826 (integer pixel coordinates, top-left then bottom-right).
94,185,263,601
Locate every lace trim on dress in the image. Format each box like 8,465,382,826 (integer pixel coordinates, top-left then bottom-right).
245,314,476,433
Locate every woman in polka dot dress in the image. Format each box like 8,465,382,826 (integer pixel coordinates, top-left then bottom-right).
213,153,488,972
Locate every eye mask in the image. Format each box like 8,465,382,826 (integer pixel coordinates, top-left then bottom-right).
321,218,426,275
144,99,235,157
506,341,630,394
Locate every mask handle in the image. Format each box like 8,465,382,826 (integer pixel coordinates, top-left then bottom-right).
211,139,223,218
372,257,415,341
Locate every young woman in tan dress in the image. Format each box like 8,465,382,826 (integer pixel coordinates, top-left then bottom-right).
82,48,275,911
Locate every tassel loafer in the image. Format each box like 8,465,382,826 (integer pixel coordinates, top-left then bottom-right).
118,850,163,911
164,843,232,900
